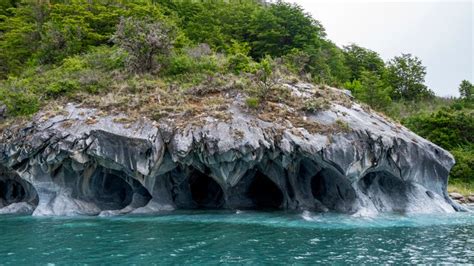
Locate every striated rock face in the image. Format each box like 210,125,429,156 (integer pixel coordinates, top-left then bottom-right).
0,83,463,216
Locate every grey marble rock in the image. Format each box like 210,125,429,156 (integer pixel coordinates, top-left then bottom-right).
0,83,465,216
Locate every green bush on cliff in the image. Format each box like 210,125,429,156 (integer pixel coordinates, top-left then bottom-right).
245,97,259,109
165,48,222,76
0,80,39,116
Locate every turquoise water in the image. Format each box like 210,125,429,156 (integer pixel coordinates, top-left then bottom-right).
0,210,473,264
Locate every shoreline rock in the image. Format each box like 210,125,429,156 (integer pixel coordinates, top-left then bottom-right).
449,192,474,204
0,83,464,216
468,195,474,203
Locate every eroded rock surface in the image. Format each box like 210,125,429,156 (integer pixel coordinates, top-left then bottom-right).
0,167,38,215
0,83,463,216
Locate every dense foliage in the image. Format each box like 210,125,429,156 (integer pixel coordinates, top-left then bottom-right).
0,0,472,191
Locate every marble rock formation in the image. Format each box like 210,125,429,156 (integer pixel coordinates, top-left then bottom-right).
0,83,464,216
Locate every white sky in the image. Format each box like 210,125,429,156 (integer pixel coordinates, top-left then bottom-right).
286,0,473,97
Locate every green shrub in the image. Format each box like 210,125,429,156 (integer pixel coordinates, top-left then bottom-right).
252,55,279,101
165,51,220,76
245,97,259,109
36,21,85,64
45,80,79,96
448,180,474,196
383,97,456,120
42,48,122,96
166,53,194,75
60,57,87,72
227,53,252,74
0,46,123,116
0,86,39,116
302,98,328,113
83,46,126,71
197,55,220,73
335,119,350,132
450,148,474,181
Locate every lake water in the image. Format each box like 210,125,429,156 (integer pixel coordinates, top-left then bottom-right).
0,210,473,264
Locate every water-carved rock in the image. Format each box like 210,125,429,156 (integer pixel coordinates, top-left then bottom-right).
0,167,38,214
0,83,463,216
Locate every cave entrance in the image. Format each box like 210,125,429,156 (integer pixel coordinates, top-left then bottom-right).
89,169,151,211
0,172,38,209
358,171,410,212
188,170,225,209
359,171,409,198
0,179,26,207
247,171,283,210
310,168,356,212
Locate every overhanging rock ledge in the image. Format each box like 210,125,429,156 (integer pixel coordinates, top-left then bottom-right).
0,83,463,216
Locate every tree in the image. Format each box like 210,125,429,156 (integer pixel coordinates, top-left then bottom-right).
0,3,39,77
112,17,175,73
165,0,258,52
298,40,350,85
282,48,311,76
459,80,473,100
319,40,350,85
344,70,392,111
0,1,169,76
343,44,385,81
248,2,325,59
385,53,432,100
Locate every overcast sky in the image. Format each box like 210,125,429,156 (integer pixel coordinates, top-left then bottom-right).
286,0,473,97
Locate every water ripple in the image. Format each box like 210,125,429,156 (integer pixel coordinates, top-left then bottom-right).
0,211,472,264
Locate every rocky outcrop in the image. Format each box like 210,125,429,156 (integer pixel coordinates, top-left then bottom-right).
0,83,464,216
